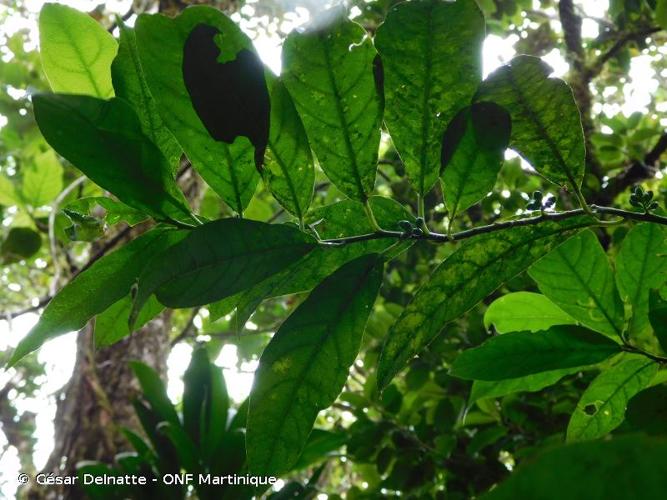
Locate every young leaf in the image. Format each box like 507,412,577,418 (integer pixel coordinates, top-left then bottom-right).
475,55,585,189
567,354,658,441
39,3,117,97
111,23,182,172
131,219,317,322
615,223,667,339
482,435,667,499
282,9,382,201
32,94,194,224
375,0,485,196
247,254,383,476
529,229,625,339
451,326,620,381
377,217,594,389
470,365,590,403
440,102,511,221
135,6,260,214
649,290,667,353
9,228,186,365
484,292,576,333
21,150,63,207
264,78,314,221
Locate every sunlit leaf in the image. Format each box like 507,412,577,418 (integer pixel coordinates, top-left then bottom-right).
484,292,576,333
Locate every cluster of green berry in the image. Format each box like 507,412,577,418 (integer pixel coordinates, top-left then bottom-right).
629,185,659,213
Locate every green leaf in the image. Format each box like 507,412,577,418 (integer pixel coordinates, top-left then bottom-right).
451,326,620,381
247,254,383,476
567,354,658,441
158,422,200,472
39,3,117,97
657,0,667,30
484,292,576,333
21,150,63,207
131,219,316,323
0,175,20,207
130,361,180,426
529,229,625,338
615,223,667,339
263,78,314,221
202,362,229,462
441,102,511,221
135,6,259,214
207,196,412,324
9,228,186,365
94,294,163,348
32,94,193,224
375,0,485,196
182,347,211,446
470,365,591,403
292,430,347,471
1,227,41,264
377,217,593,389
111,23,182,172
625,384,667,435
482,435,667,499
649,290,667,353
282,10,382,201
475,55,585,189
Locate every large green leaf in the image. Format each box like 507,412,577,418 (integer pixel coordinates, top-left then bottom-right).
207,196,412,324
32,94,193,224
441,102,511,222
135,6,260,214
377,217,593,389
615,223,667,339
10,228,186,365
131,219,317,323
470,365,591,403
282,10,382,201
529,229,625,339
375,0,485,196
247,254,383,476
263,78,314,221
94,294,164,348
475,55,585,189
649,290,667,353
111,23,182,172
130,361,180,426
21,150,63,207
484,292,576,333
451,326,620,381
482,435,667,499
567,354,658,441
39,3,117,97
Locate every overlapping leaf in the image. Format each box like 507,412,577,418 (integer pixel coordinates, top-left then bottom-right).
484,292,576,333
282,10,382,201
135,6,260,214
377,217,594,389
247,254,383,476
375,0,485,196
529,229,625,338
476,55,585,189
32,94,194,224
39,3,117,97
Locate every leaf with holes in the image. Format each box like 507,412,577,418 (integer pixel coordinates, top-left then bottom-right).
263,78,314,221
375,0,485,196
475,55,585,189
135,6,261,214
33,94,194,224
377,216,593,389
282,9,382,201
247,254,383,476
111,23,182,172
529,229,625,339
567,354,658,441
39,3,117,97
615,223,667,340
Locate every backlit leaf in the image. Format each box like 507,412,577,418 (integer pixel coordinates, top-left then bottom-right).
484,292,576,333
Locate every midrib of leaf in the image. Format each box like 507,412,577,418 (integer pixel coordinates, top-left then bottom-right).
267,138,304,221
260,263,374,469
556,245,622,337
124,27,158,142
63,23,104,97
575,360,655,437
321,34,366,201
418,4,434,197
506,68,578,189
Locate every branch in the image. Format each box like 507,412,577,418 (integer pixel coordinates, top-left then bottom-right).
589,26,661,78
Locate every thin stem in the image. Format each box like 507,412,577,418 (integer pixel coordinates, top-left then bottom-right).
417,194,430,235
363,199,383,232
621,344,667,364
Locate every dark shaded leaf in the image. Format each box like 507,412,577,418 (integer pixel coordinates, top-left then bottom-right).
1,227,41,264
649,289,667,353
626,384,667,434
247,254,383,476
130,361,180,426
